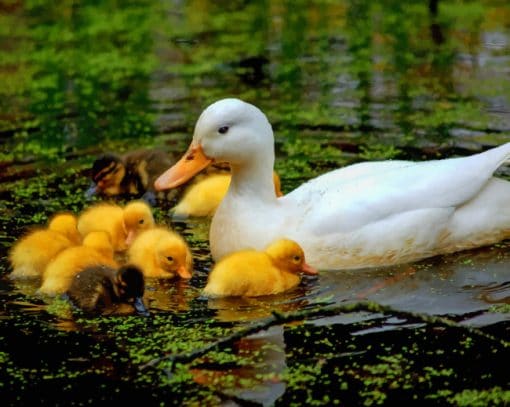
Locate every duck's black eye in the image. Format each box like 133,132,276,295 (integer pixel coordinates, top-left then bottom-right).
293,255,301,262
218,126,229,134
139,219,144,224
167,256,174,262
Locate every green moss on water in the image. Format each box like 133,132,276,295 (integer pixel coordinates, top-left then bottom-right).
488,303,510,314
5,170,91,228
0,0,160,162
0,351,9,364
450,387,510,407
74,313,241,385
275,133,350,191
358,143,402,161
45,296,74,319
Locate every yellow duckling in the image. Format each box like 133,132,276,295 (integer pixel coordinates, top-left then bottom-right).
9,213,81,279
77,200,154,251
172,171,283,218
123,201,156,245
39,231,118,295
128,227,193,279
66,264,149,316
203,238,318,297
45,213,82,245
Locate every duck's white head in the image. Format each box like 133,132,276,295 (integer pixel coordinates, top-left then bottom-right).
195,98,273,162
154,98,274,190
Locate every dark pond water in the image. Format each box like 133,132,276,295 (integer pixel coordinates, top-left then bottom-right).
1,1,510,405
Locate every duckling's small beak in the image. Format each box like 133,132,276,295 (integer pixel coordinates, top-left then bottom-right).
176,265,192,279
85,182,98,198
301,262,319,276
125,230,136,246
154,144,212,191
133,297,150,316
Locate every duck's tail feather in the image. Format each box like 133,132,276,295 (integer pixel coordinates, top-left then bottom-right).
482,142,510,168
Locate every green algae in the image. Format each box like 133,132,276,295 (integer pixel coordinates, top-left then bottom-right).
488,303,510,314
45,295,74,319
3,0,506,162
450,387,510,407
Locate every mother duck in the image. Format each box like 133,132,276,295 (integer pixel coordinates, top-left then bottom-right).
155,98,510,270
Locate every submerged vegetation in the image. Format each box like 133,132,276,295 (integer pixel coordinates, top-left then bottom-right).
1,0,510,405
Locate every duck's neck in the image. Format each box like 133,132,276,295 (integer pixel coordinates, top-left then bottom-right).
228,155,277,202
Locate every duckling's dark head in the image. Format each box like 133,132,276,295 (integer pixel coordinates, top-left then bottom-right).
116,264,145,299
116,264,149,316
88,154,126,196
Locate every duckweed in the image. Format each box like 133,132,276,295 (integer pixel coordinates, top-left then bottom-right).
450,387,510,407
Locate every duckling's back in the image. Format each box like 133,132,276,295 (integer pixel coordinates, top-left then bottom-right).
67,265,118,313
67,264,147,315
123,149,175,189
40,232,117,295
48,213,81,245
77,204,126,251
173,173,232,217
9,229,74,279
204,251,284,297
128,228,164,275
173,171,283,217
128,227,166,254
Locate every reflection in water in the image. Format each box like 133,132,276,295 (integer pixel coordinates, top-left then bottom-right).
191,326,287,407
5,234,510,329
144,278,200,312
206,291,311,323
6,276,41,300
479,282,510,304
5,239,509,328
310,244,510,327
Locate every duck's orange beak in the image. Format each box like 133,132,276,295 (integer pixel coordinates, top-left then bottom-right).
176,265,192,279
273,172,284,197
301,261,319,276
155,144,212,191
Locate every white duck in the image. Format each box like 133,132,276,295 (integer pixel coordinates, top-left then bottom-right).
155,98,510,270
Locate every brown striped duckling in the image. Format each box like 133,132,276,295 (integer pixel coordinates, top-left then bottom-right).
9,213,81,279
86,149,176,204
66,264,149,316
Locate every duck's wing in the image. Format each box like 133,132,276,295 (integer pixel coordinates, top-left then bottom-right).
304,159,413,184
283,143,510,235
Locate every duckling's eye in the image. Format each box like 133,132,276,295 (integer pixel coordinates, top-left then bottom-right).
293,255,301,263
139,219,144,224
218,126,229,134
167,256,174,262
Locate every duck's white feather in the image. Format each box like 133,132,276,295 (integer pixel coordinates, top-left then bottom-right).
193,99,510,269
285,144,510,234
